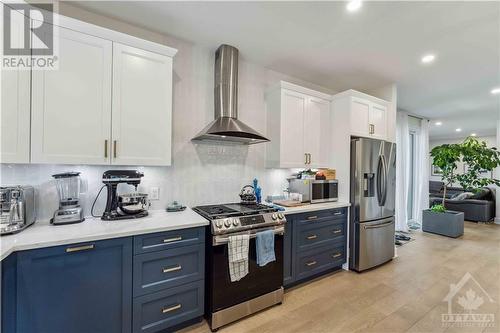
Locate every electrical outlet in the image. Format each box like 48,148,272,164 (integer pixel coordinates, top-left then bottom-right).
150,187,160,201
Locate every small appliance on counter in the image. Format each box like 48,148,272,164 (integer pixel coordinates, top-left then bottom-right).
0,185,36,235
288,178,338,204
51,172,85,225
101,170,149,220
166,201,186,212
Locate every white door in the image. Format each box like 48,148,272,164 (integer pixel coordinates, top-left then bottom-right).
370,103,387,140
305,97,331,168
280,89,306,168
31,27,112,164
1,9,30,163
350,97,370,137
111,43,173,166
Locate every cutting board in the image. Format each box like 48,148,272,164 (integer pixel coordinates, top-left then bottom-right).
274,200,306,207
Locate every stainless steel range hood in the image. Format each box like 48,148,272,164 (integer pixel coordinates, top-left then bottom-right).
192,44,269,145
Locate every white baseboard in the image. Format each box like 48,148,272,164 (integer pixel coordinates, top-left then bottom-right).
494,217,500,225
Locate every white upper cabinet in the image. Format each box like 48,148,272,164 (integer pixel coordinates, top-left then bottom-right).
1,8,31,164
333,90,390,141
266,82,332,169
26,11,177,166
111,43,173,166
31,27,113,164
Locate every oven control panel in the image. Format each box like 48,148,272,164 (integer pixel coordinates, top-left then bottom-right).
211,212,286,235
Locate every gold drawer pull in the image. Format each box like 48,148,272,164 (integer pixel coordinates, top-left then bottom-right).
162,265,182,273
163,236,182,243
332,253,342,258
306,260,317,267
307,215,318,220
66,244,95,253
332,229,342,234
306,235,318,240
162,303,181,314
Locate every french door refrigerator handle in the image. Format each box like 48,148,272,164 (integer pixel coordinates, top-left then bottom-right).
381,155,388,206
376,155,383,206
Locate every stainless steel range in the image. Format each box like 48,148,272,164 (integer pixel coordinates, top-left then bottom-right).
193,202,286,331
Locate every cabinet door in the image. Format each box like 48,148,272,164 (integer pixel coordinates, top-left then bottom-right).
369,103,387,140
304,97,331,168
111,43,173,166
1,9,30,163
280,89,306,167
16,237,133,333
31,27,112,164
350,97,370,137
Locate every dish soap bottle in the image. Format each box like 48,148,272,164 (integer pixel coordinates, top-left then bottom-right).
253,178,262,204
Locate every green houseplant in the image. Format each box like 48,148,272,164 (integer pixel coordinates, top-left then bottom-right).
424,137,500,237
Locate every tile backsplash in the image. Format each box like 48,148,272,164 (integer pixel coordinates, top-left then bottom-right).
0,147,290,221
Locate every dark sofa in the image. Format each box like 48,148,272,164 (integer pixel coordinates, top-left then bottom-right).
429,181,496,222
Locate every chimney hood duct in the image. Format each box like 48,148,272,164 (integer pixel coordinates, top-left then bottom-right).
192,44,269,145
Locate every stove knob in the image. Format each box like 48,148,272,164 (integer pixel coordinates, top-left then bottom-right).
271,213,278,220
278,213,285,220
224,219,231,228
232,219,239,226
215,220,223,228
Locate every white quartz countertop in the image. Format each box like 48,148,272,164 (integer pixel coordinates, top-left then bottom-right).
0,209,208,261
278,201,351,215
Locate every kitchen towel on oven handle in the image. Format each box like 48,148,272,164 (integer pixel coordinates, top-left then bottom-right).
256,229,276,267
228,233,250,282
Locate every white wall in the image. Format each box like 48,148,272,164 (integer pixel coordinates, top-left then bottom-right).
0,3,342,221
429,135,497,182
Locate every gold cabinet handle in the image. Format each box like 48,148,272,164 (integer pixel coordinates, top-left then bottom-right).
332,253,342,258
163,236,182,243
332,229,342,234
104,140,108,158
306,260,317,267
66,244,95,253
306,235,318,240
307,215,318,220
162,265,182,273
305,153,308,165
334,211,343,216
308,153,312,165
162,303,181,314
113,140,117,158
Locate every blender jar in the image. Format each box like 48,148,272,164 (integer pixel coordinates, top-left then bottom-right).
52,172,81,207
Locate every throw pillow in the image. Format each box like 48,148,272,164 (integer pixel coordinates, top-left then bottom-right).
470,188,491,200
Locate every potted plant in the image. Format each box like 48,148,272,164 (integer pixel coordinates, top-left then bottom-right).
424,137,500,237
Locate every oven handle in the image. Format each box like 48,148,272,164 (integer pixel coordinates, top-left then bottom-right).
213,226,285,246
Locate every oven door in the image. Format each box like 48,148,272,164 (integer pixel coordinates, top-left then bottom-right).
208,226,284,312
310,180,338,203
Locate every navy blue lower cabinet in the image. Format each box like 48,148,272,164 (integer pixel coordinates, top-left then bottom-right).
283,217,294,287
132,280,204,333
16,237,133,333
2,253,17,333
284,208,347,287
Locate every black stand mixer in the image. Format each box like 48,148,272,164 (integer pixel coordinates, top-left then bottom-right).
102,170,149,220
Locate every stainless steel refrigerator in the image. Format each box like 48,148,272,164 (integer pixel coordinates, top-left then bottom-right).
349,137,396,272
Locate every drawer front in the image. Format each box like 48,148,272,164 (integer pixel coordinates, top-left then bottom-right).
133,280,204,333
134,227,204,255
133,244,204,296
296,243,345,281
296,220,345,252
294,208,347,225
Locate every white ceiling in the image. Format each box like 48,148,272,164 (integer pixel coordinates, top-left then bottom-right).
72,1,500,139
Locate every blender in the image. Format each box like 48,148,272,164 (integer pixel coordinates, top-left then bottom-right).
51,172,85,225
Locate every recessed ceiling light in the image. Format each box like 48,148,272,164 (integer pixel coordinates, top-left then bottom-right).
491,87,500,94
435,121,442,126
421,54,436,64
455,128,462,132
471,133,477,137
346,0,362,12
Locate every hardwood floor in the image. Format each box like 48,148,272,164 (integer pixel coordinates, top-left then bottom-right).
180,222,500,333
